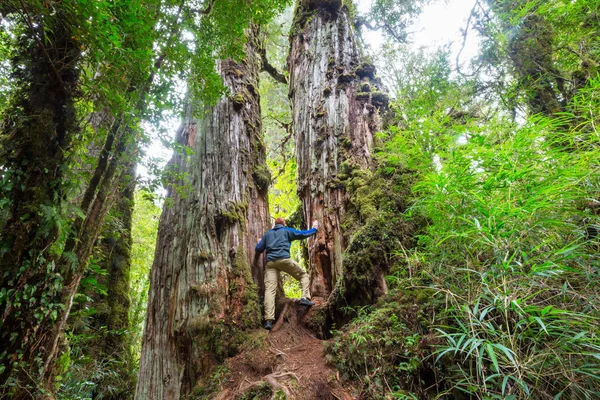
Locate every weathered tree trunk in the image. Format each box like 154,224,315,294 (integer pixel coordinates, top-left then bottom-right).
91,160,137,399
288,0,385,299
135,28,270,399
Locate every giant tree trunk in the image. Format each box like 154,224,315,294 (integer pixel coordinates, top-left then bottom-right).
135,29,270,399
288,0,385,299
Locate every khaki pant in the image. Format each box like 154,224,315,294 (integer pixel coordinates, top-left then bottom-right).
264,258,311,321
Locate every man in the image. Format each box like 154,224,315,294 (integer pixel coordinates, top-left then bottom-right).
255,217,319,330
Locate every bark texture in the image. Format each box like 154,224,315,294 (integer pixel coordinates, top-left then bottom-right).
92,160,137,399
288,0,385,299
135,29,270,400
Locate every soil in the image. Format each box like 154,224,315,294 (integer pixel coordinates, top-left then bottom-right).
213,299,356,400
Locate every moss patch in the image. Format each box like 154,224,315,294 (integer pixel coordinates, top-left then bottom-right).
252,162,271,194
236,382,272,400
371,91,389,109
337,73,355,86
355,63,376,80
326,289,443,399
231,92,246,111
355,91,370,101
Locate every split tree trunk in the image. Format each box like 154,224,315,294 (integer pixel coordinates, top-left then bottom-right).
135,28,270,399
288,0,384,299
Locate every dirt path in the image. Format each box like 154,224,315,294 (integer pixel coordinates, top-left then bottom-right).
213,300,355,399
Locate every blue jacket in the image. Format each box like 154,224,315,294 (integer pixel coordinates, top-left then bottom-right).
255,224,317,261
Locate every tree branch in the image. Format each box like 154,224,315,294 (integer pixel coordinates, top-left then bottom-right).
259,46,287,84
187,0,216,16
455,3,483,78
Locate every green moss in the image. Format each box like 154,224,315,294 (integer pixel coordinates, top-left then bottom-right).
232,245,262,329
290,0,317,35
359,82,371,92
337,73,355,86
220,209,242,224
285,202,305,230
190,365,230,399
338,160,357,180
236,382,272,400
326,288,441,398
355,91,370,101
341,137,352,149
191,245,263,376
371,91,390,109
252,163,271,193
323,86,332,97
189,314,211,334
342,0,357,22
355,62,376,80
231,92,246,111
196,250,213,262
305,306,329,338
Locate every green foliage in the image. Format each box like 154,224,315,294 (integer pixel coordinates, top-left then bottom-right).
332,14,600,396
360,0,428,43
327,289,439,399
412,110,600,398
0,0,291,393
130,191,161,360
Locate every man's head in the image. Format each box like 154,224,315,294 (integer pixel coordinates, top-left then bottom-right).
274,217,286,226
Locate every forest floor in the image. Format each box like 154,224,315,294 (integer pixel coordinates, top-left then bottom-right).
213,298,356,399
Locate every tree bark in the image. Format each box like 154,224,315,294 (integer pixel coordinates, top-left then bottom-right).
288,0,384,299
135,28,270,399
91,160,137,399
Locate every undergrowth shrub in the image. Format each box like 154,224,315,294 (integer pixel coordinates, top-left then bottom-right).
329,54,600,397
326,288,442,399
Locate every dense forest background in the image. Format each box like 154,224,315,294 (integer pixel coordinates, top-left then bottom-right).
0,0,599,399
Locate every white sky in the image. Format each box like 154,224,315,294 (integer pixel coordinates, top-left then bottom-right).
140,0,481,181
357,0,480,69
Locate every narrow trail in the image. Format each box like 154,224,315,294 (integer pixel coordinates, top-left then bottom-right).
214,299,355,399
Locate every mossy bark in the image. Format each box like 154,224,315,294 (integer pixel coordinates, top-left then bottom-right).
88,160,136,399
0,6,81,397
135,27,270,399
288,0,383,299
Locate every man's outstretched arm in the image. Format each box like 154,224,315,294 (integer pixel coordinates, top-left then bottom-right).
287,220,319,241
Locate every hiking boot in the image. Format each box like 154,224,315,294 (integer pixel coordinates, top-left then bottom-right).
264,320,273,330
299,297,315,306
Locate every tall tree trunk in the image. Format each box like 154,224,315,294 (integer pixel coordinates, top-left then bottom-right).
103,161,135,353
0,5,81,396
92,160,137,399
135,28,270,399
288,0,384,299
